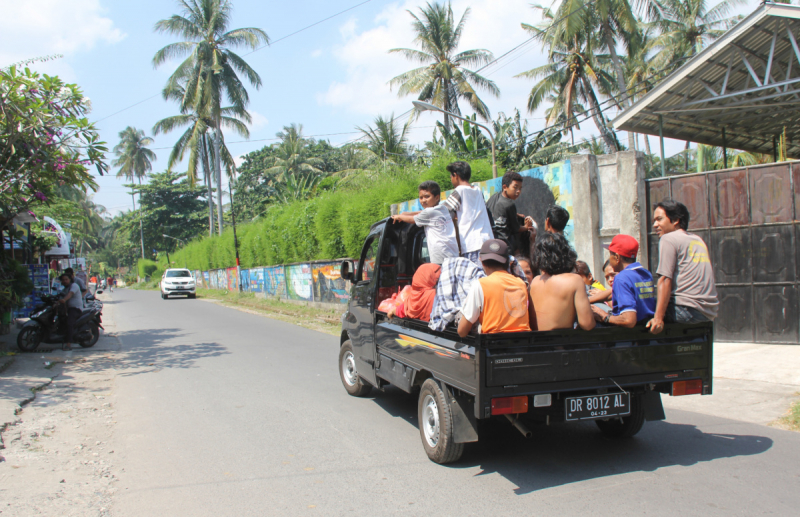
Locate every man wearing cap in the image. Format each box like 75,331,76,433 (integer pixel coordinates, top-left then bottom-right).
591,234,656,327
457,239,534,337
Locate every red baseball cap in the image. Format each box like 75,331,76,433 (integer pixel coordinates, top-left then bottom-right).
604,234,639,259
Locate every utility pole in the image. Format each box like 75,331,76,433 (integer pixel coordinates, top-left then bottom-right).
229,183,242,292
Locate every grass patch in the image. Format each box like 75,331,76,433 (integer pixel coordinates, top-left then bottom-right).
776,395,800,432
195,288,343,336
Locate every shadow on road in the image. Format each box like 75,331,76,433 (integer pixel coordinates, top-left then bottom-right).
110,327,230,376
370,387,774,494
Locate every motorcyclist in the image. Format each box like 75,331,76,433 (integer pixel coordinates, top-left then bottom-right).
57,273,84,351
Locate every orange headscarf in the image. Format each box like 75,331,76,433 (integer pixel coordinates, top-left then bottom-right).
405,263,442,321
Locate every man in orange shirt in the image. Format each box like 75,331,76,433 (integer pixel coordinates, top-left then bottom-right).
458,239,534,337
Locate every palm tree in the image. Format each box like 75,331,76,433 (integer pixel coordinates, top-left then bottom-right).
153,86,251,236
112,126,155,258
516,7,620,153
544,0,638,147
266,124,324,181
389,2,499,128
649,0,744,66
356,115,409,165
153,0,269,235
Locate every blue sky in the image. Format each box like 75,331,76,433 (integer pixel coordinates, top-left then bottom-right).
1,0,759,215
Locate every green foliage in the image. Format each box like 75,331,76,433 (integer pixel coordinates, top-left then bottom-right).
138,259,158,279
166,154,507,270
0,260,34,309
0,66,108,231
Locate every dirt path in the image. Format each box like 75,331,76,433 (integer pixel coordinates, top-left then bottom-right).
0,295,121,516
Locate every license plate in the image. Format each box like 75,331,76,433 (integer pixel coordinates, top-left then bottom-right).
565,393,630,421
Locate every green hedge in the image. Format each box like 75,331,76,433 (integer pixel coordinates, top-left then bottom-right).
160,156,501,270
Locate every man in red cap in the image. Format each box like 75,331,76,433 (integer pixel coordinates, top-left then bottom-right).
591,234,656,327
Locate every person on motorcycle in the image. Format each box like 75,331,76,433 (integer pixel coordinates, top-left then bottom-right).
57,273,84,351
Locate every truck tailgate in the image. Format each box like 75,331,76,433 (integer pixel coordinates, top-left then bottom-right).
484,324,712,389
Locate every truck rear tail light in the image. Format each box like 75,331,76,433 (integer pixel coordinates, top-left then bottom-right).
491,396,528,415
671,379,703,396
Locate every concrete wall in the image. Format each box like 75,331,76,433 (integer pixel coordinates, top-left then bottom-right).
571,151,649,284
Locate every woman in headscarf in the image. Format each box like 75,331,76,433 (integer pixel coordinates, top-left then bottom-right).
388,263,442,322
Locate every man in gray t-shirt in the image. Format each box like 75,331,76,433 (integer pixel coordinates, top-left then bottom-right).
58,274,84,350
647,200,718,334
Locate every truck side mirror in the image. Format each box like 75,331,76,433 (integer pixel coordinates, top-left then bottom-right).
340,261,354,282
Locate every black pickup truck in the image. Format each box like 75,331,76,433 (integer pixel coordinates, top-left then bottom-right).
338,218,713,464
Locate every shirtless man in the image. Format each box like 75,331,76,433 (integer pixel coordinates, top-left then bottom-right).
529,232,595,331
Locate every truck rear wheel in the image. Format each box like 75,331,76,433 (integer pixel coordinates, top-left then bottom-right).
418,379,464,464
596,393,645,438
339,341,371,397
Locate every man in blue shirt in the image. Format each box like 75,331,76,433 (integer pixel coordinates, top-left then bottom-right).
591,234,656,327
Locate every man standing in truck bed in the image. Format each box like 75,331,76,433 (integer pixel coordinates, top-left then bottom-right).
443,161,494,266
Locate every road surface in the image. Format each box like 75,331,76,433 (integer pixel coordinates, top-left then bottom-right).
107,289,800,516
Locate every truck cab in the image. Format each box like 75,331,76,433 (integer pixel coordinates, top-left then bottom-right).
339,218,714,464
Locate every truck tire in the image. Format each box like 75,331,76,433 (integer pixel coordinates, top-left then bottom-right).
339,341,371,397
596,393,645,438
418,379,464,464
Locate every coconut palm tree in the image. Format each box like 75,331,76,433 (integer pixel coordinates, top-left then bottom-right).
543,0,638,147
153,0,269,235
112,127,155,258
356,115,409,164
389,2,499,128
265,124,324,182
649,0,745,66
516,7,620,153
153,88,251,236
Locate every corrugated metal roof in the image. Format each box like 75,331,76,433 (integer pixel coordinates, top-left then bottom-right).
613,3,800,157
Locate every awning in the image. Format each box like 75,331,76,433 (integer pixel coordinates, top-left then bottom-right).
613,3,800,157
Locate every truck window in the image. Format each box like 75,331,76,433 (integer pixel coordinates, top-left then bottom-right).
358,236,380,283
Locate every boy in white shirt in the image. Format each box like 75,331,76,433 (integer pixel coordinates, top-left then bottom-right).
443,161,494,266
391,181,459,264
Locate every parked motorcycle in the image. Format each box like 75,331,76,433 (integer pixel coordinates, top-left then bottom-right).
17,294,104,352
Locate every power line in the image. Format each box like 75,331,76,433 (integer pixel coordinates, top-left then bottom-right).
243,0,374,56
94,0,377,123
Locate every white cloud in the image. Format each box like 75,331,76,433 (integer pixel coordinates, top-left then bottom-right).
311,49,323,58
316,0,550,141
0,0,125,79
248,110,269,131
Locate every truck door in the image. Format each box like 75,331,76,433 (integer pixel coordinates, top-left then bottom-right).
350,228,381,386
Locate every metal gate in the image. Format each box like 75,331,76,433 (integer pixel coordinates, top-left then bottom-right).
645,162,799,344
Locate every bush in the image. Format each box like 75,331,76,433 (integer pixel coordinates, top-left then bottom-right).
137,259,158,279
165,157,503,269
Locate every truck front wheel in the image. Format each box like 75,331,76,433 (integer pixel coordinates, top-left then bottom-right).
418,379,464,464
339,341,371,397
596,393,645,438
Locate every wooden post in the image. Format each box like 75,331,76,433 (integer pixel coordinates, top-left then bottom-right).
722,127,728,169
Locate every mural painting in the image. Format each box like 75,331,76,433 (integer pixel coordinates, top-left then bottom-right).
216,269,227,290
203,271,210,288
193,270,204,289
264,266,286,297
285,264,313,301
248,268,264,293
239,269,250,292
226,267,238,291
312,262,350,304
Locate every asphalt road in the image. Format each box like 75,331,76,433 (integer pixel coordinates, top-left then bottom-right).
108,289,800,516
